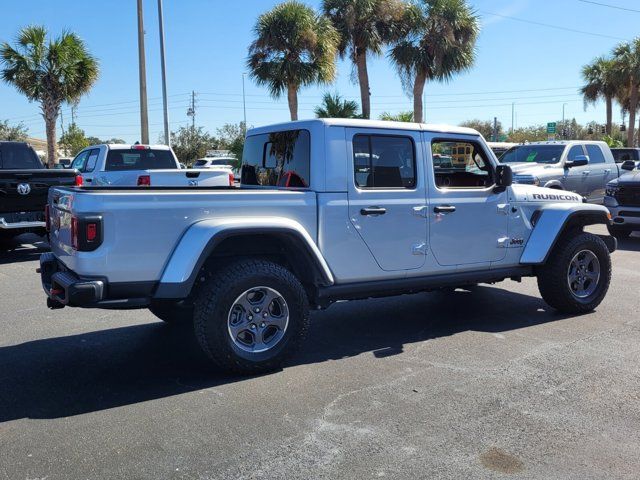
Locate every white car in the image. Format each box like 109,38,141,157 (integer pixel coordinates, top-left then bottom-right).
70,144,233,187
193,157,236,169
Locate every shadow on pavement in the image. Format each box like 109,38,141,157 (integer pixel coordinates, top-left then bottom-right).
0,286,574,422
0,234,49,265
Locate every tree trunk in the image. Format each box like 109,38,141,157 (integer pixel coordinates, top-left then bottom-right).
627,80,638,148
413,71,427,123
355,49,370,119
605,95,613,136
42,100,60,168
287,84,298,121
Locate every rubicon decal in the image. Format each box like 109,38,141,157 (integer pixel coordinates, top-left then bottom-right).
532,193,580,202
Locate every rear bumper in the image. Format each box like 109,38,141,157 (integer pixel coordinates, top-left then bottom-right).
0,217,45,230
39,252,151,309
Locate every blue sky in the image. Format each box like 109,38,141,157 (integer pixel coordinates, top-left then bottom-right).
0,0,638,143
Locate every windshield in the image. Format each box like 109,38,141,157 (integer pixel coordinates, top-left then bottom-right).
500,145,565,164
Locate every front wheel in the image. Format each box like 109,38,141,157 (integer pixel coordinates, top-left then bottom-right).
537,232,611,313
193,259,310,375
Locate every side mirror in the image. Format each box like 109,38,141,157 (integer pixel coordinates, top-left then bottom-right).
495,164,513,189
621,160,636,171
565,155,589,168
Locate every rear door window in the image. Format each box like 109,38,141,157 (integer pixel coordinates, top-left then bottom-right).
0,143,42,169
353,134,416,188
105,149,176,171
85,149,100,172
585,145,606,164
241,129,310,188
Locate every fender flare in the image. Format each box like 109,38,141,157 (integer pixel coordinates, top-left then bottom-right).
154,217,334,299
520,203,612,265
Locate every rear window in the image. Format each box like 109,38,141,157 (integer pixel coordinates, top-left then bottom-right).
193,160,208,167
105,149,176,171
241,130,310,188
611,149,640,162
210,159,233,165
0,143,42,169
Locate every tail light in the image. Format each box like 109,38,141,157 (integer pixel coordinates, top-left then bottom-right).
70,215,103,251
137,175,151,186
229,172,234,186
44,204,50,232
75,175,84,187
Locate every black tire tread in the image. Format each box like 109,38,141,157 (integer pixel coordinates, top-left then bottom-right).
537,232,611,314
193,259,309,375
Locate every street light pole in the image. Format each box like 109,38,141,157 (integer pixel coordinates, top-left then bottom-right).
242,73,247,136
137,0,150,144
157,0,170,146
562,103,568,138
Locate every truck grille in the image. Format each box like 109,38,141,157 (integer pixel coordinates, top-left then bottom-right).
616,185,640,207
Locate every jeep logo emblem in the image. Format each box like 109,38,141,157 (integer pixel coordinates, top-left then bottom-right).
17,183,31,195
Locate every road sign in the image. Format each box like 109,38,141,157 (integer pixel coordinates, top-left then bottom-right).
547,122,557,134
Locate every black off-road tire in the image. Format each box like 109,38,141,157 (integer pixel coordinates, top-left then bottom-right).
148,300,192,325
193,259,310,375
537,231,611,314
607,225,632,240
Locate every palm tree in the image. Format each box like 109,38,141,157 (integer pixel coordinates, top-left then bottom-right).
389,0,479,123
613,38,640,147
581,56,620,136
323,0,407,119
1,26,98,167
248,1,339,121
379,111,414,122
315,92,360,118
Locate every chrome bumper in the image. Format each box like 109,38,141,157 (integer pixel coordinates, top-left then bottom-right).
0,217,46,230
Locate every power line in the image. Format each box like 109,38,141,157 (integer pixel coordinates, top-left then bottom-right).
479,10,626,40
577,0,640,13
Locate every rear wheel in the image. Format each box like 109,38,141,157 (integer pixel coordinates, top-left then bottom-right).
607,225,632,239
193,259,309,375
537,232,611,313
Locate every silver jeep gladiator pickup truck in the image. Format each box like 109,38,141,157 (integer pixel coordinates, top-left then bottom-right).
40,119,616,374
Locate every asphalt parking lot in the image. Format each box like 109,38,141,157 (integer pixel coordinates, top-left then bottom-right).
1,227,640,479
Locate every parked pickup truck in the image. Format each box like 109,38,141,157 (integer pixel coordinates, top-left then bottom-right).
604,161,640,239
0,141,76,241
40,119,616,374
71,144,234,187
500,141,620,203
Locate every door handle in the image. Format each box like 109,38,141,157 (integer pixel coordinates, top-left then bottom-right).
604,169,611,174
84,177,92,182
360,207,387,216
582,171,590,175
434,205,456,214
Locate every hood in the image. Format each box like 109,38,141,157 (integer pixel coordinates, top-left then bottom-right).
511,184,583,204
609,169,640,186
509,163,561,175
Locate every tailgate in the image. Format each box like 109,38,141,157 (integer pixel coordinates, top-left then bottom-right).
0,170,76,214
148,169,232,186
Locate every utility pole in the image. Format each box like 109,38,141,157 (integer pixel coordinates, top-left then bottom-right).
493,117,498,142
511,103,515,133
562,103,568,138
137,0,150,144
187,91,196,129
157,0,170,145
242,73,247,136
